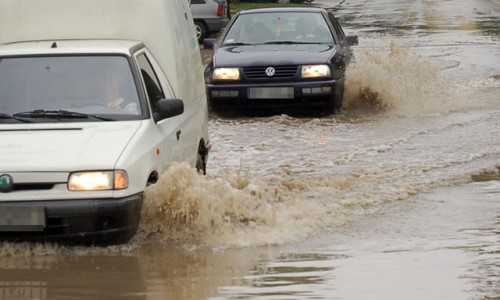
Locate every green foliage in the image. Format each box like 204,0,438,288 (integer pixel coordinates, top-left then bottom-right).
229,1,312,15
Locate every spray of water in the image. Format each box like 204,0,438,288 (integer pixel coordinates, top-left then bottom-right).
137,162,357,249
344,40,464,115
138,162,275,245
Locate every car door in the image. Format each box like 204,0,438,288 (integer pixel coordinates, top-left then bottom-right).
134,49,185,167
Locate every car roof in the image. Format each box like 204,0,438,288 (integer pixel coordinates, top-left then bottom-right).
238,7,327,15
0,39,143,56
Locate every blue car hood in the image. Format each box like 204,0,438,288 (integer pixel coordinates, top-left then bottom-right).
213,44,337,67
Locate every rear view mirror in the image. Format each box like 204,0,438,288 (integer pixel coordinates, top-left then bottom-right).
344,35,358,46
272,18,288,25
154,98,184,122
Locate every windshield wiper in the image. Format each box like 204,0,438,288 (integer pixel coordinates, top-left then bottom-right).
13,110,113,121
223,42,254,46
264,41,321,45
0,112,33,123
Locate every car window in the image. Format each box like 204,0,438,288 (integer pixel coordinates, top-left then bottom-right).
135,53,164,114
223,12,334,45
328,12,345,44
0,55,141,117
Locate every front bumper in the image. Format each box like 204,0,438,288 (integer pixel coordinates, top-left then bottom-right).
0,193,143,245
206,79,343,111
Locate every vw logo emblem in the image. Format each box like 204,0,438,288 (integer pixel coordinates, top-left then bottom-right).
265,67,275,77
0,174,14,193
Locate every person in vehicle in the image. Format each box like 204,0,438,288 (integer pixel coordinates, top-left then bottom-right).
101,67,139,114
294,16,318,40
249,22,272,43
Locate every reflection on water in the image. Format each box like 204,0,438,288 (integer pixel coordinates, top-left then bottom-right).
214,252,337,299
136,245,273,300
0,255,145,300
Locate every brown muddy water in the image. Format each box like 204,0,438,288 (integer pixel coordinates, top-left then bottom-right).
1,0,499,299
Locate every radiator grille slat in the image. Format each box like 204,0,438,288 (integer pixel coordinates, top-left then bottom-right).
243,65,298,79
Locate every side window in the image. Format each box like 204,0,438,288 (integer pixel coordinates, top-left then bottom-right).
328,13,345,44
136,53,164,114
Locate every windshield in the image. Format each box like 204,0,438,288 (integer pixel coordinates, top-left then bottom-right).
0,55,141,121
222,12,334,45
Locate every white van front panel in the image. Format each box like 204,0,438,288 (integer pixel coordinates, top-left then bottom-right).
0,122,142,172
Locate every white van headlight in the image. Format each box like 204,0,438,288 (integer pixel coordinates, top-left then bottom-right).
213,68,240,80
68,170,128,191
301,65,331,78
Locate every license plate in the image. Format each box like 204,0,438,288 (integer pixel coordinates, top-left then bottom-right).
248,87,294,99
0,206,46,232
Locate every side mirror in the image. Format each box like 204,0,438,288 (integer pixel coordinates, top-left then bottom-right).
154,99,184,122
344,35,358,46
203,38,217,50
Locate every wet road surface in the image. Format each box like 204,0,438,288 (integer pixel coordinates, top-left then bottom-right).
1,0,499,299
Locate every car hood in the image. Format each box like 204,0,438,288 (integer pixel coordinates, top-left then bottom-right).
0,121,142,172
213,44,337,67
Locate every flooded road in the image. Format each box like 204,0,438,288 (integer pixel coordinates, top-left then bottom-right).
1,0,499,299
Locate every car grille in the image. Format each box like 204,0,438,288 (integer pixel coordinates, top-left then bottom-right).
243,65,298,79
13,183,54,191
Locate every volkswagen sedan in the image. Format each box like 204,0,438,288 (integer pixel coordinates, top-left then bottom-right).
203,7,358,115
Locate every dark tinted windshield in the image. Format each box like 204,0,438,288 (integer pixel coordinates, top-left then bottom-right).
0,55,141,120
223,12,334,45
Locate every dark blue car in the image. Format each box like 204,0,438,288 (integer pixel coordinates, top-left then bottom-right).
203,7,358,115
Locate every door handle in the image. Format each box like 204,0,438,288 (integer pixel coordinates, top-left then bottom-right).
176,130,181,141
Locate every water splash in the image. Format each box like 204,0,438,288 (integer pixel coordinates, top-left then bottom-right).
344,40,465,115
138,162,275,246
137,162,356,249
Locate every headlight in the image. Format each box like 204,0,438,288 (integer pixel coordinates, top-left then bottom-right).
301,65,331,78
68,170,128,191
213,68,240,80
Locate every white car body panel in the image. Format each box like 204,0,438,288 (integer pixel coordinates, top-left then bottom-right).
0,122,142,172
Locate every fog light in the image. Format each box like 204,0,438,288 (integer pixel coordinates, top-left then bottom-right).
221,90,239,97
303,87,332,95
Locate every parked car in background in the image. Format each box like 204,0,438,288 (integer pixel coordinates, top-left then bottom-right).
203,7,358,115
190,0,229,43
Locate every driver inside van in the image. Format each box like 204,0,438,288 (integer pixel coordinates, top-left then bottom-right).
101,67,139,114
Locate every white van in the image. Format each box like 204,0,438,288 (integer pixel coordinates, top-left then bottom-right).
0,0,210,245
